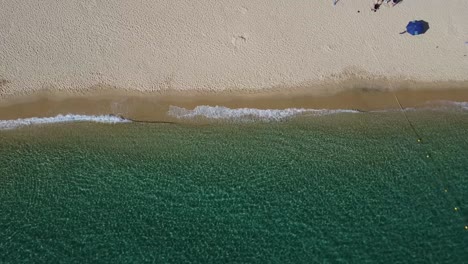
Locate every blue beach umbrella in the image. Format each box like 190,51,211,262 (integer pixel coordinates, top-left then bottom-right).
405,20,429,36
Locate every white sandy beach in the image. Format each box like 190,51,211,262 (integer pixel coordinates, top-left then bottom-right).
0,0,467,99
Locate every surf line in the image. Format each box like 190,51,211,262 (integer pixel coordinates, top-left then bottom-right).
113,114,177,125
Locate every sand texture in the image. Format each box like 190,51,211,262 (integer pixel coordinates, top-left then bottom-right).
1,0,467,98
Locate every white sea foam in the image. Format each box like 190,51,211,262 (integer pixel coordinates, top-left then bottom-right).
0,114,130,130
419,100,468,111
447,101,468,110
364,101,468,113
168,105,359,121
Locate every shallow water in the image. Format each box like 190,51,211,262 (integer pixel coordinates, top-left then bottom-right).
1,110,467,263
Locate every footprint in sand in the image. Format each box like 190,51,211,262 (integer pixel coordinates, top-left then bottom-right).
239,6,248,15
231,35,248,48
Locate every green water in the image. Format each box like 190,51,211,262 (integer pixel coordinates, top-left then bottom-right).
1,111,467,263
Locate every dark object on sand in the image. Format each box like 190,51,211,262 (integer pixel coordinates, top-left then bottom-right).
400,20,429,35
372,3,381,12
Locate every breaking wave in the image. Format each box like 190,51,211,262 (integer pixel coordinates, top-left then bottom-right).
168,105,359,121
0,114,130,130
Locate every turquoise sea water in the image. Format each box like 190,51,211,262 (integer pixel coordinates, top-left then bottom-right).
1,110,467,263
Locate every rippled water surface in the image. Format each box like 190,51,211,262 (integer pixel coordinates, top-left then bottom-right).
1,110,467,263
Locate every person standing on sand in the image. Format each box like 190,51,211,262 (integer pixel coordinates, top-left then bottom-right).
372,0,384,12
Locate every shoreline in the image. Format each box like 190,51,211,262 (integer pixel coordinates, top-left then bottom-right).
2,83,468,123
